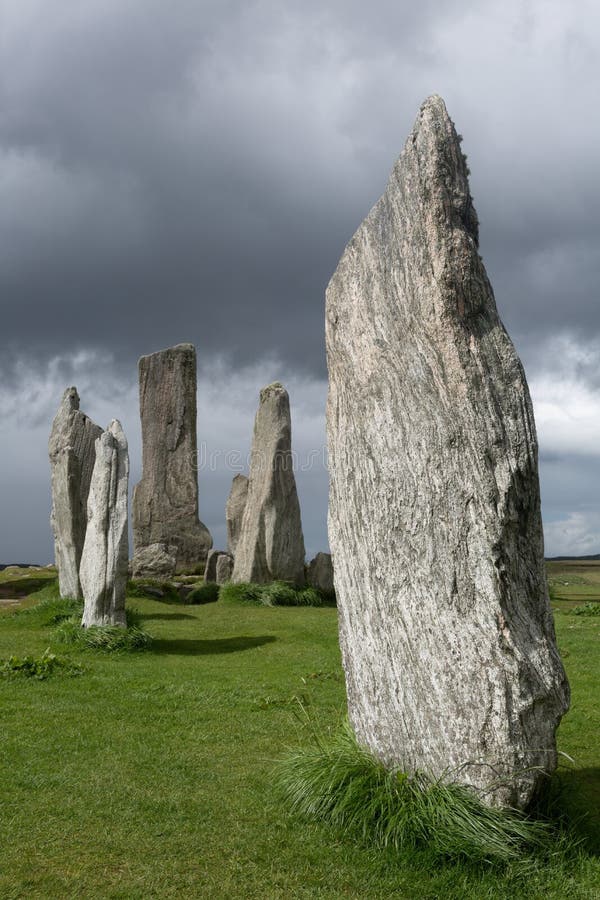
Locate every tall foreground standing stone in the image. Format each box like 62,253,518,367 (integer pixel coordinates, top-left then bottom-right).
326,96,569,808
232,383,305,585
81,420,129,627
48,387,103,599
132,344,212,572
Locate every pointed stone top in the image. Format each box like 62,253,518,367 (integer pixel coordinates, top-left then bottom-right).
107,419,128,450
61,386,80,410
394,94,479,247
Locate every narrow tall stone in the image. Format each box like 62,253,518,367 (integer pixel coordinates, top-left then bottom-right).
48,387,103,599
232,383,305,586
132,344,212,573
226,474,249,556
326,96,569,808
80,420,129,627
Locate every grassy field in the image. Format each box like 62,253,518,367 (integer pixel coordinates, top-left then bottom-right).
0,565,599,899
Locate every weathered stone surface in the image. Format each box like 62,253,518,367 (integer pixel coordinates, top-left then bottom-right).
325,95,569,808
131,542,177,578
48,387,103,599
80,420,129,627
307,552,334,595
215,553,234,584
132,343,212,571
204,550,234,583
232,383,306,586
226,474,249,556
203,549,220,582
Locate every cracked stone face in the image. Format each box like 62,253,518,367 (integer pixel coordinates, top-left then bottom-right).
325,95,570,809
80,419,129,628
232,382,306,586
132,343,212,573
48,386,103,599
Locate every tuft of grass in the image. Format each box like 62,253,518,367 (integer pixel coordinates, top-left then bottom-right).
54,621,152,652
10,580,85,625
0,648,84,680
276,721,562,864
220,581,334,607
186,582,220,604
570,602,600,616
12,594,83,625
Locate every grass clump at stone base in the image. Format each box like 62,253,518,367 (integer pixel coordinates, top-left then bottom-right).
54,619,152,652
276,720,567,865
220,580,334,607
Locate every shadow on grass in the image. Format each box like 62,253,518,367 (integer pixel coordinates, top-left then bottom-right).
137,612,197,621
551,767,600,853
0,577,56,598
150,635,277,656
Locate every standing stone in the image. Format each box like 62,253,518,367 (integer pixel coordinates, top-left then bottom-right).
325,95,569,809
232,383,306,586
226,474,249,556
215,553,234,585
204,549,234,583
132,344,212,573
80,420,129,627
131,543,177,579
307,553,334,595
48,387,103,599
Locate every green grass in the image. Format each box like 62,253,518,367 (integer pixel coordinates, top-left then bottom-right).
0,567,598,897
0,648,84,680
570,602,600,617
276,720,562,864
220,580,334,607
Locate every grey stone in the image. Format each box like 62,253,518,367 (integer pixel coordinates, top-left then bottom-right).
215,553,234,584
48,387,103,599
80,420,129,627
204,549,233,583
307,553,334,595
132,343,213,571
325,95,569,809
131,542,177,578
232,383,305,586
226,474,249,556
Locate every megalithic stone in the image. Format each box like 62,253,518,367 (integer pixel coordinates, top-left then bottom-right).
226,474,249,556
80,420,129,627
232,383,306,586
48,387,103,599
325,95,570,809
204,549,233,583
215,553,234,585
132,343,212,573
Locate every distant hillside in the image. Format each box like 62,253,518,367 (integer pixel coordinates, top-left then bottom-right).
546,554,600,562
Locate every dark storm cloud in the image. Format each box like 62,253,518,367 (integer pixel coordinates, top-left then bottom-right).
0,0,533,379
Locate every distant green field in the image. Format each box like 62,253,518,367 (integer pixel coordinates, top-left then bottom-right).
0,567,599,899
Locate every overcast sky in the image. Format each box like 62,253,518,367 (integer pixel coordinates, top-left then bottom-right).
1,0,599,563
